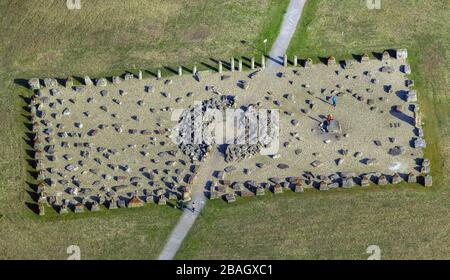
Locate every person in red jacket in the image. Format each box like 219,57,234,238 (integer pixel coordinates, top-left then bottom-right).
326,114,334,123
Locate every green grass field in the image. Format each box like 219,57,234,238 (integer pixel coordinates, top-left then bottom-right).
176,0,450,259
0,0,289,259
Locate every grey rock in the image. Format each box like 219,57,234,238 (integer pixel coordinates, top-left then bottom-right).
378,175,388,185
407,173,417,183
420,166,431,174
422,158,430,167
311,160,323,168
28,78,41,90
392,173,402,184
414,138,426,148
389,146,406,156
277,163,289,170
327,120,341,133
224,166,236,173
423,175,432,187
406,90,417,102
96,78,107,87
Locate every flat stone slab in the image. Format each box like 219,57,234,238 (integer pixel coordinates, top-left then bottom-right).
327,120,341,133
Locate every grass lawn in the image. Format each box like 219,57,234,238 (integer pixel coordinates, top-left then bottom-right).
176,0,450,259
0,0,289,259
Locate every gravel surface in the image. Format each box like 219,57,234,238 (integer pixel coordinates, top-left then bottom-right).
34,57,421,204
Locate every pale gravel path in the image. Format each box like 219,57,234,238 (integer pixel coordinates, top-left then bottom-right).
157,151,224,260
157,0,305,260
267,0,306,69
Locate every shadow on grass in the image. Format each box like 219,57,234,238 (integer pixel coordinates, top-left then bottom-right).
318,56,328,65
25,202,39,215
209,58,232,71
164,66,178,75
14,78,30,90
352,53,362,62
200,62,217,72
145,70,157,78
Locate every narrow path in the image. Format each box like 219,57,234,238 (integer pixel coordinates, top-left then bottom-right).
157,0,305,260
267,0,306,68
157,151,224,260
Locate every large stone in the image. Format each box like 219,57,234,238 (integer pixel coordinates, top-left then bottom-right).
365,158,378,166
401,65,411,74
108,198,118,209
382,50,391,61
420,165,431,174
396,49,408,60
319,181,329,191
414,138,427,148
406,90,417,102
423,175,432,187
327,56,336,66
124,73,134,81
96,78,107,87
328,182,339,189
360,175,370,187
38,202,45,216
407,172,417,183
59,203,68,214
389,146,406,156
277,163,289,170
422,158,430,167
44,78,58,88
63,77,74,88
380,66,395,74
209,190,220,200
118,199,127,208
28,78,41,90
342,177,355,189
90,201,100,212
157,196,167,205
74,203,84,213
112,76,121,84
128,195,144,208
392,173,402,184
225,193,236,203
224,166,236,173
304,58,313,68
256,186,265,196
378,175,388,186
293,183,304,193
361,53,370,63
327,120,341,133
84,76,93,86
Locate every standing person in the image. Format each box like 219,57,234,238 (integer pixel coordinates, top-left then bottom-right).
331,95,337,108
191,201,196,213
326,114,334,123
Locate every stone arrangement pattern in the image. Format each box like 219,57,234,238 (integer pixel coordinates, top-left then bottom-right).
28,49,432,215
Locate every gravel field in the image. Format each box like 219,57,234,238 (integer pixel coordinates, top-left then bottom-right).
34,56,423,208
